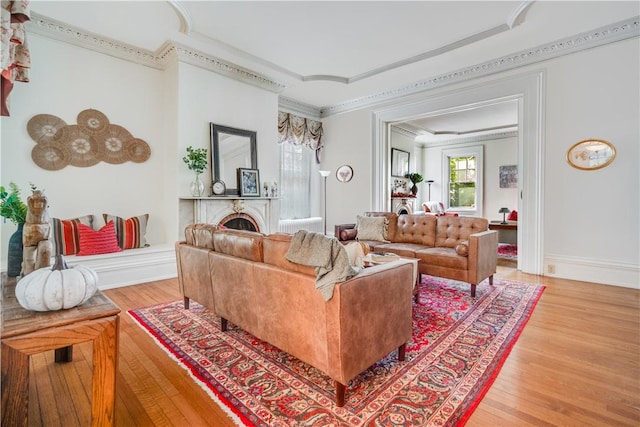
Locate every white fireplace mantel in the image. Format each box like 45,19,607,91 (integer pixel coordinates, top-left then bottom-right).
179,196,280,234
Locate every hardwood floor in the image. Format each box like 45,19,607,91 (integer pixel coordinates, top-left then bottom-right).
19,267,640,426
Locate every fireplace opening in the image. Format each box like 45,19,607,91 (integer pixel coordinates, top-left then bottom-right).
224,218,257,232
220,213,259,232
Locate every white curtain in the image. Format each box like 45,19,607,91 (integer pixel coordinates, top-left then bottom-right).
279,141,312,219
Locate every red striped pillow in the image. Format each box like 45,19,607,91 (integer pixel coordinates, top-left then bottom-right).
76,221,122,256
51,215,94,255
103,213,148,250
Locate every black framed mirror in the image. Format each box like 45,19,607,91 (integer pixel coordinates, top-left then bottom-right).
391,148,410,177
210,123,257,195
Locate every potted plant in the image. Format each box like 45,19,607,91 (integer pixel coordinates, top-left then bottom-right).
404,172,424,195
1,182,28,277
183,146,208,197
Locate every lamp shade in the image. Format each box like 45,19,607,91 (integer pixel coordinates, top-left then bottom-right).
319,170,331,177
498,207,510,214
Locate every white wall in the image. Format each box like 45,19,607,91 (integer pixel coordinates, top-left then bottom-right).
322,37,639,288
1,35,168,269
0,35,281,271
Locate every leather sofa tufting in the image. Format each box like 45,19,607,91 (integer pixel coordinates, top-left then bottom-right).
175,224,416,407
335,212,498,297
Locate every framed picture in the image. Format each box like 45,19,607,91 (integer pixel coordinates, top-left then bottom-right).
391,148,410,177
499,165,518,188
336,165,353,182
238,168,260,196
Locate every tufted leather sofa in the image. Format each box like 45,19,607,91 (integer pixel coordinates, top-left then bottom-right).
335,213,498,297
175,224,416,407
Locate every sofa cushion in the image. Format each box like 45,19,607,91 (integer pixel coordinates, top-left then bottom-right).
51,215,94,255
435,216,488,248
371,242,426,258
213,229,264,262
416,247,468,270
263,233,316,276
356,215,389,242
394,214,437,246
184,223,220,249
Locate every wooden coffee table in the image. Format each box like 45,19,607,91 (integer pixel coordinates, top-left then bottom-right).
1,274,121,426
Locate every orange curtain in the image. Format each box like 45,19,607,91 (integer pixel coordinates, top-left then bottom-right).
1,1,31,116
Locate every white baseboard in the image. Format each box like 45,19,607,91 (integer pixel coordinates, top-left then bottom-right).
62,244,177,290
544,254,639,289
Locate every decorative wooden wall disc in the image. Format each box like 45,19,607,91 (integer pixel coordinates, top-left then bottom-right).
27,109,151,170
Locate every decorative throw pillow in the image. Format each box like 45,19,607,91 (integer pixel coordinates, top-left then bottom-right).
343,241,366,268
455,241,469,257
51,215,94,255
356,215,389,242
103,213,149,249
76,221,122,256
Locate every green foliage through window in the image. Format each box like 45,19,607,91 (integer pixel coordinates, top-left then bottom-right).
449,156,476,208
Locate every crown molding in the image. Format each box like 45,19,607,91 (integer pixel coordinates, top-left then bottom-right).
278,97,322,120
171,43,287,93
28,12,167,70
417,130,519,148
26,12,639,118
320,17,640,117
27,12,287,94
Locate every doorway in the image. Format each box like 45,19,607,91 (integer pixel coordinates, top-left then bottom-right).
372,71,545,275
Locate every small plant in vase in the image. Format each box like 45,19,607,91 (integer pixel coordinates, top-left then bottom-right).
183,146,208,197
1,182,29,277
404,173,424,196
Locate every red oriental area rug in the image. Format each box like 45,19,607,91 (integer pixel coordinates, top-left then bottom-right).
498,243,518,260
129,276,544,426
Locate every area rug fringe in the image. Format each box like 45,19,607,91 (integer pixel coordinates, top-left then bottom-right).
129,277,545,426
128,309,245,426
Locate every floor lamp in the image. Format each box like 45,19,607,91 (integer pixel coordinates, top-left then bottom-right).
319,170,331,235
426,180,434,200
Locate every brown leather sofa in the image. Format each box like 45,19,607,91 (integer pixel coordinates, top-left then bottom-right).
175,224,416,407
335,213,498,297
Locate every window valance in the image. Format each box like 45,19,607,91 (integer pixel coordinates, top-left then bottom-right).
278,112,324,163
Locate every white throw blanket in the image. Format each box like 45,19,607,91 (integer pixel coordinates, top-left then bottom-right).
285,230,358,301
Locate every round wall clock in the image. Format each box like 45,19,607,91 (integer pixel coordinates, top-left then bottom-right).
212,179,226,195
336,165,353,182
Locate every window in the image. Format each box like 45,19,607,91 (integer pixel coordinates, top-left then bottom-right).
279,142,312,219
449,156,476,208
442,146,483,215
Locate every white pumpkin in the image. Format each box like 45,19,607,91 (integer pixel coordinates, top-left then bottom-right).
16,258,99,311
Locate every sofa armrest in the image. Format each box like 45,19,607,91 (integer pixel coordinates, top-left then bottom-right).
325,260,414,384
467,230,499,285
334,223,356,242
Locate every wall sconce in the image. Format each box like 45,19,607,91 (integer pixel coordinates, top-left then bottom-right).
499,207,510,224
319,170,331,235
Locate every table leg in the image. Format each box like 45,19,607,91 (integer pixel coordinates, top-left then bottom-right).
91,316,119,426
55,345,73,363
1,343,30,427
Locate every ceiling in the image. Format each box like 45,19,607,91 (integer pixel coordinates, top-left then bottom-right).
30,1,639,138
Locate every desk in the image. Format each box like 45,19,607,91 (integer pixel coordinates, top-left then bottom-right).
489,221,518,244
1,275,120,426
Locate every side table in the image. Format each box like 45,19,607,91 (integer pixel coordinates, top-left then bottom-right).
1,274,121,426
